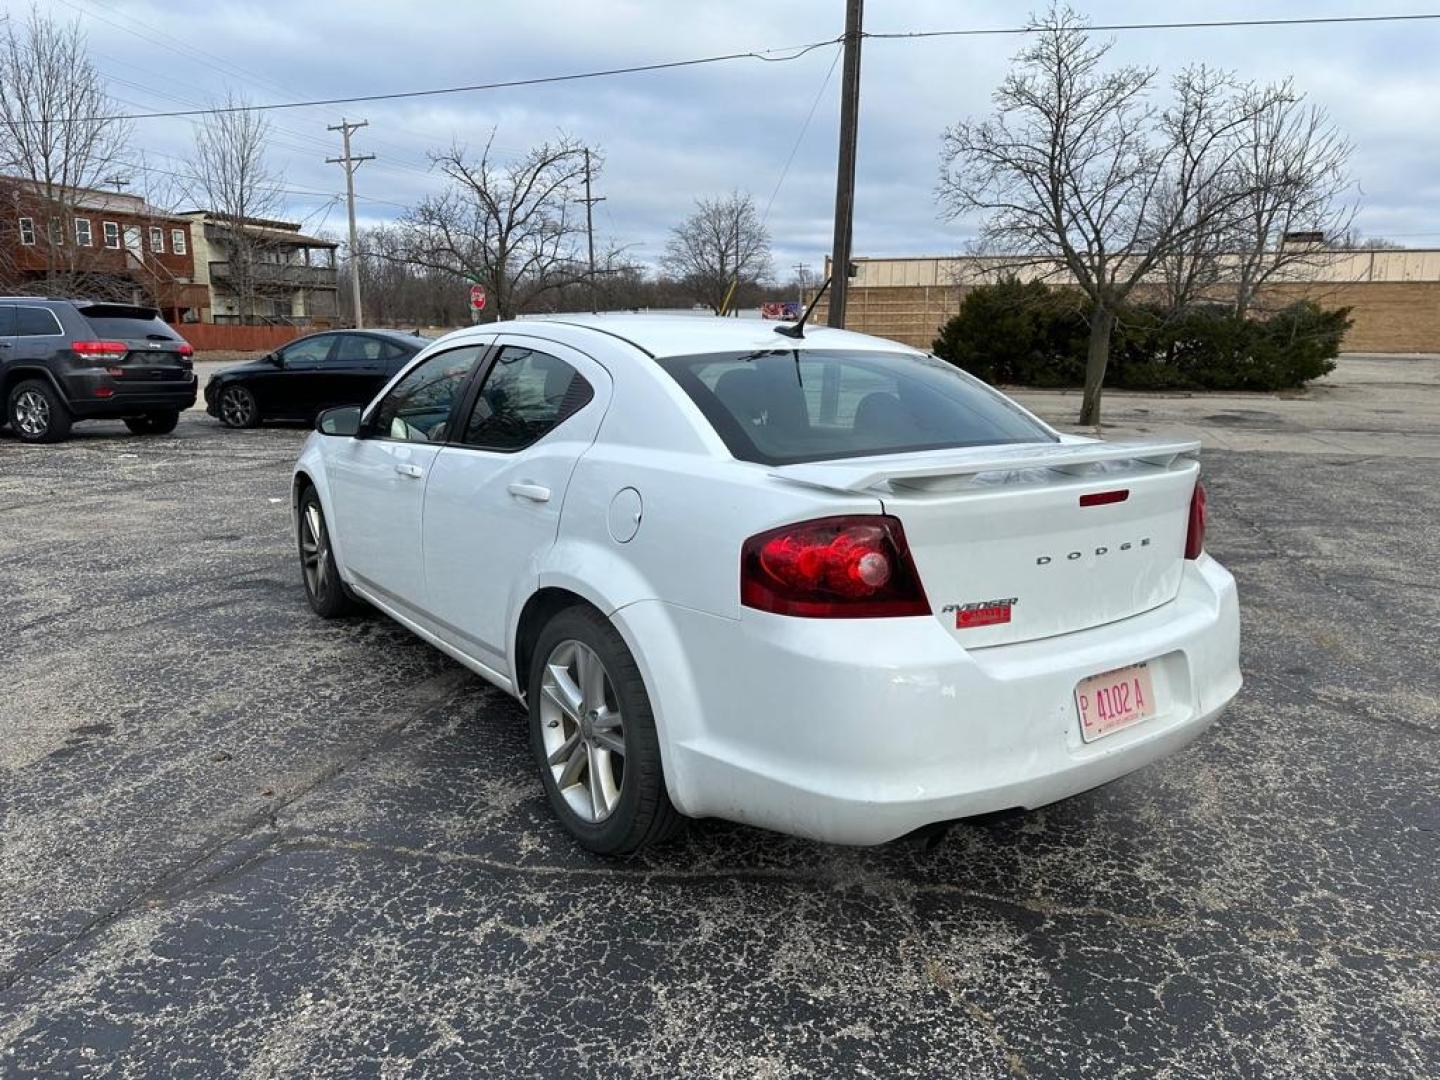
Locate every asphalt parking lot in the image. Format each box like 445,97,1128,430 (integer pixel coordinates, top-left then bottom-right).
1,355,1437,1077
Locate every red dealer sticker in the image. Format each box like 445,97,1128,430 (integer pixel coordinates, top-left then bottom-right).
956,603,1013,629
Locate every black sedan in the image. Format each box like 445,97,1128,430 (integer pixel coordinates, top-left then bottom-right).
204,329,428,428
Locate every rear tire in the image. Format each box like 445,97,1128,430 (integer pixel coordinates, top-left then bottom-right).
217,384,259,428
528,605,684,855
7,379,71,443
124,411,179,435
297,486,361,618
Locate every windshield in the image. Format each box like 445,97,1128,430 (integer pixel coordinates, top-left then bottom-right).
657,348,1056,465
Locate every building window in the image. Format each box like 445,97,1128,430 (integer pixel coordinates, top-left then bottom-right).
103,221,120,249
18,216,35,245
74,217,93,247
149,226,165,253
171,228,187,255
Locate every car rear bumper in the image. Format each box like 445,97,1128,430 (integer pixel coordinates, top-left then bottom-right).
615,555,1241,845
64,372,197,418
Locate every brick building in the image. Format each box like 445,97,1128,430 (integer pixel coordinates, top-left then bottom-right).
0,178,208,321
817,250,1440,354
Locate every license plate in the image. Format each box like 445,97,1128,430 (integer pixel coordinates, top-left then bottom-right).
1075,662,1156,742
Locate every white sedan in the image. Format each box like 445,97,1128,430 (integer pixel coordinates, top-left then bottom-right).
292,315,1241,853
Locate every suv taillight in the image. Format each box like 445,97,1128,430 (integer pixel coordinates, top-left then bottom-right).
1185,482,1207,560
72,340,128,362
177,342,194,358
741,515,931,618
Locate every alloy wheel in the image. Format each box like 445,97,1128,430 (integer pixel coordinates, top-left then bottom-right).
540,639,626,823
299,502,330,598
219,387,254,427
13,390,49,437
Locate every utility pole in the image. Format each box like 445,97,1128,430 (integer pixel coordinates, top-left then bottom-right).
793,262,808,304
327,118,375,328
575,148,606,312
827,0,864,328
103,174,130,194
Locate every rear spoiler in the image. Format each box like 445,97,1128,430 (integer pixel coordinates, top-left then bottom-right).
769,437,1201,494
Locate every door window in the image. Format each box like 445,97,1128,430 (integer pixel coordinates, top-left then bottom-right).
0,305,16,336
330,334,385,364
279,335,335,368
370,345,483,444
459,346,593,452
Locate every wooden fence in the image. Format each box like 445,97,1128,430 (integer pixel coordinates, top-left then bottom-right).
165,323,311,353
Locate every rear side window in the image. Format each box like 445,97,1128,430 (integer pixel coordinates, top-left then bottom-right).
658,349,1054,466
79,305,180,341
16,306,63,336
331,334,384,363
459,346,593,452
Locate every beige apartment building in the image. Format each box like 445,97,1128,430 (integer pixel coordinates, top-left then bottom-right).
181,212,339,326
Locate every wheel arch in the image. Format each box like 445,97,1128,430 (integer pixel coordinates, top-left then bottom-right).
512,587,603,703
2,365,66,404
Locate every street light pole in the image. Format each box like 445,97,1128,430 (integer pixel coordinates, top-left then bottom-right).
826,0,864,329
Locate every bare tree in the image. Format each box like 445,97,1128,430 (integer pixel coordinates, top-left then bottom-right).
662,191,772,315
190,93,284,322
398,133,593,320
938,7,1284,424
1228,85,1355,316
0,7,129,292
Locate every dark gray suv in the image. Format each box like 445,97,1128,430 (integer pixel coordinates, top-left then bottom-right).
0,298,197,443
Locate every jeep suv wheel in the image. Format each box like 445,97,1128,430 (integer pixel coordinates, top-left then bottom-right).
7,379,72,443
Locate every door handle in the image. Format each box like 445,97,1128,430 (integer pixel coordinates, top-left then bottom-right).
394,463,424,479
508,482,551,503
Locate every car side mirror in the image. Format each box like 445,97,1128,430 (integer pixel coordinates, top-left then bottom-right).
267,352,284,367
316,405,363,437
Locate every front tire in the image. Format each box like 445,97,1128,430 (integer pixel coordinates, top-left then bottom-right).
297,486,360,618
528,606,683,855
8,379,71,443
124,411,179,435
217,384,259,428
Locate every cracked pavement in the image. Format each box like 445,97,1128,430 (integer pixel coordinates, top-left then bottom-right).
1,355,1436,1077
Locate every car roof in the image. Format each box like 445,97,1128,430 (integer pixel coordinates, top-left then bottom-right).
480,313,923,360
306,328,427,344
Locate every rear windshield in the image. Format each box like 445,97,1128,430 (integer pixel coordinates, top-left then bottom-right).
79,305,181,341
657,349,1055,465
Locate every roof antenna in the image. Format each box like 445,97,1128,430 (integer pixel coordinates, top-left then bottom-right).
774,275,832,339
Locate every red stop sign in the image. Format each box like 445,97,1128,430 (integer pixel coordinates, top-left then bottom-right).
469,284,487,311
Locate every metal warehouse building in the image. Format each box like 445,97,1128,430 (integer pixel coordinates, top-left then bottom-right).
817,249,1440,353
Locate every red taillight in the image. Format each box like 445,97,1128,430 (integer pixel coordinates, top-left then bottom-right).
177,342,194,358
94,386,114,398
741,515,930,618
1185,482,1207,560
72,340,128,361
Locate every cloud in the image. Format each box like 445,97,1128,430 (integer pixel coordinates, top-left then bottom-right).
15,0,1438,275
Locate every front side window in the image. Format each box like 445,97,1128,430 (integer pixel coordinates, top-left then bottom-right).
74,218,92,246
657,349,1055,466
16,306,63,336
103,221,120,248
18,217,35,245
171,228,187,255
149,226,165,253
460,346,593,452
371,346,483,444
278,335,335,367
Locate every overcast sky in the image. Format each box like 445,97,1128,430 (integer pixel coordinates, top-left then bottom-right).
10,0,1440,278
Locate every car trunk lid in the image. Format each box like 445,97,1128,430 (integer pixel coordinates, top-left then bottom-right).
76,304,193,378
770,437,1201,647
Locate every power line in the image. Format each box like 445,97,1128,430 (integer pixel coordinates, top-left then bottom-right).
761,44,842,225
44,39,841,125
865,12,1440,40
